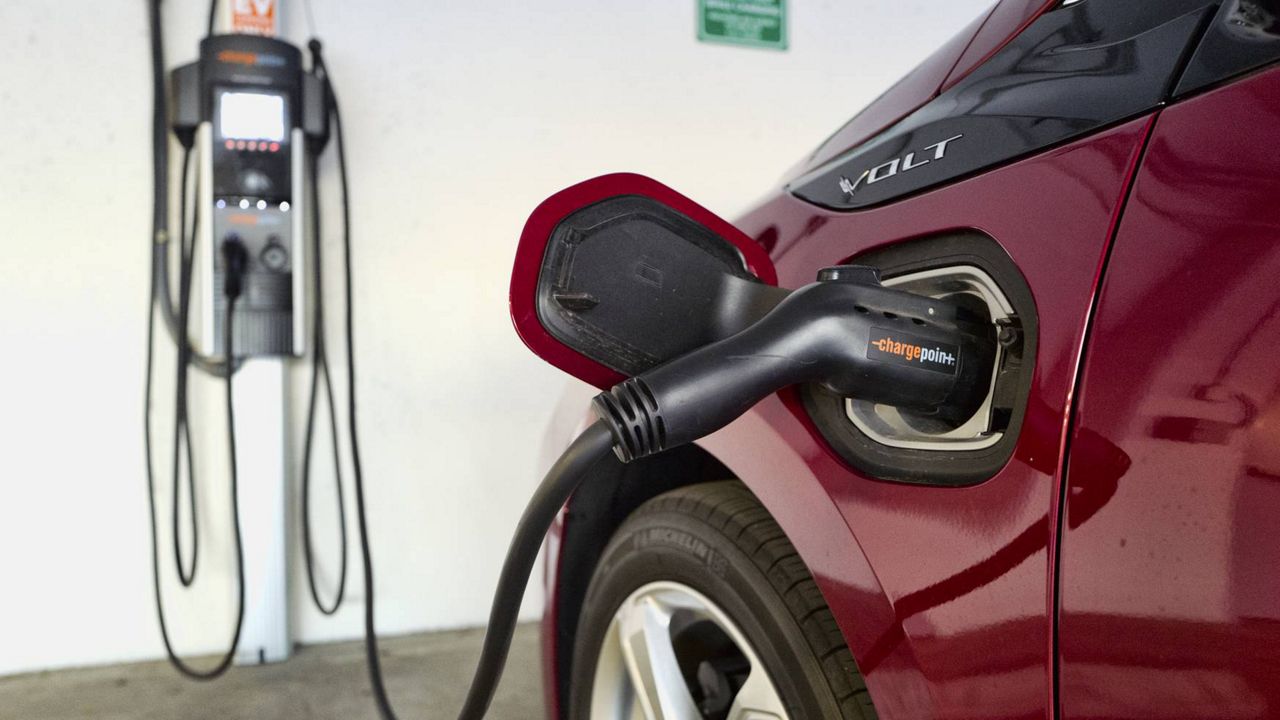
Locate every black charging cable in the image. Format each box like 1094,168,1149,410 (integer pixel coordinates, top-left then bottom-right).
149,0,234,378
144,0,251,681
170,146,200,587
304,39,626,720
206,0,218,36
305,38,398,715
143,233,250,680
300,118,349,616
454,422,615,719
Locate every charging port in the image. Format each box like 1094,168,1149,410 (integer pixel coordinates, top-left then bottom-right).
846,265,1019,450
800,232,1037,486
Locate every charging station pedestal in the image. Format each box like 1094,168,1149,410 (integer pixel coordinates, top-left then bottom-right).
161,0,330,672
223,0,295,667
231,360,292,664
196,114,306,664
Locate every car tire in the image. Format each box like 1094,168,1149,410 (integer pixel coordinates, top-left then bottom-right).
568,481,877,720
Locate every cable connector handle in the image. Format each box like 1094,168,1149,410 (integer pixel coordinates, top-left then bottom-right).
221,235,249,300
592,270,997,462
593,379,666,462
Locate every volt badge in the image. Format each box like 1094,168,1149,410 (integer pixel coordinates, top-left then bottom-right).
867,327,959,375
838,134,963,198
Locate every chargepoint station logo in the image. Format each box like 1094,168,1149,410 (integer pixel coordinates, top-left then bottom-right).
867,328,959,375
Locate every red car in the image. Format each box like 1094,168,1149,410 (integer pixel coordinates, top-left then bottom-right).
527,0,1280,718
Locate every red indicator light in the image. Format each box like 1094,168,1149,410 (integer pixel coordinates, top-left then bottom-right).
248,141,258,151
225,140,235,150
236,140,246,150
269,142,280,152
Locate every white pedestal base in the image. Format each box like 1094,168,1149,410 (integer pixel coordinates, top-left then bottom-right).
232,358,292,665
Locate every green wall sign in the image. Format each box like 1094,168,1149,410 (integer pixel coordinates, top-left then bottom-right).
698,0,787,51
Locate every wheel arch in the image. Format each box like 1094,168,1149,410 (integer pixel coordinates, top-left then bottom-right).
548,399,899,718
550,442,735,715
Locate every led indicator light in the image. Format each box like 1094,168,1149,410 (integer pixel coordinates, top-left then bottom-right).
239,199,250,209
279,201,290,212
269,142,280,152
257,199,267,210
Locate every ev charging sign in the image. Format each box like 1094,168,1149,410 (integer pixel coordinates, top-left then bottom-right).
230,0,278,37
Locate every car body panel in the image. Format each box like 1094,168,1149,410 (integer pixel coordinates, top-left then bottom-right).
538,6,1280,719
540,116,1153,719
1174,0,1280,97
940,0,1055,93
1058,65,1280,720
703,116,1152,720
789,1,1217,213
799,6,993,175
798,0,1060,179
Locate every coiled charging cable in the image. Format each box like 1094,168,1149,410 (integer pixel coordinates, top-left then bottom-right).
143,233,250,680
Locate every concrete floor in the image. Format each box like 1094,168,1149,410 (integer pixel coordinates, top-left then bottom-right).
0,623,543,720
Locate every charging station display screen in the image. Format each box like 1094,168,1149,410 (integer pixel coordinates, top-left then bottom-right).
218,91,286,141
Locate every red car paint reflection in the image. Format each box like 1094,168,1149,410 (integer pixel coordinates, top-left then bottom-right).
1058,69,1280,720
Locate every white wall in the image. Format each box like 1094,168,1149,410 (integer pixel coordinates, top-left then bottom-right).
0,0,991,675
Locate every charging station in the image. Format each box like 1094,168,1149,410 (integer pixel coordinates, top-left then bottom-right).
148,0,332,671
185,42,320,667
173,29,328,664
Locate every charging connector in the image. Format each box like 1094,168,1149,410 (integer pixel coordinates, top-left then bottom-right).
447,265,996,719
593,266,997,462
221,236,248,300
143,221,251,681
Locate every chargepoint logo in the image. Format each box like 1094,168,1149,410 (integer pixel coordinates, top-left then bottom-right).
867,328,958,375
838,134,964,198
216,50,288,67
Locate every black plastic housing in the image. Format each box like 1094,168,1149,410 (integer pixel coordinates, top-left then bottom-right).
1175,0,1280,97
537,195,789,376
789,0,1219,211
594,268,996,462
168,34,330,359
802,233,1037,486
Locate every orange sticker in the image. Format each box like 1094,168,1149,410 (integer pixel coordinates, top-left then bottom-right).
216,50,258,66
230,0,277,37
